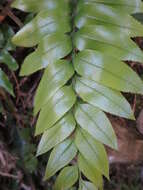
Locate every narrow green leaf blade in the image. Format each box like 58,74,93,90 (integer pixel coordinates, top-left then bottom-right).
34,60,74,115
45,139,77,180
37,112,76,155
78,153,103,188
35,85,76,135
54,166,79,190
74,27,143,63
79,179,98,190
76,2,143,36
12,10,70,47
75,127,109,178
74,77,134,119
74,50,143,94
19,34,72,75
12,0,69,13
81,0,143,13
75,103,117,149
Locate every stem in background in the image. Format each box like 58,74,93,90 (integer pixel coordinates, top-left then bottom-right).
0,1,23,27
70,0,78,62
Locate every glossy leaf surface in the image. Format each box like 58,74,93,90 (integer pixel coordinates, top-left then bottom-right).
37,113,76,155
20,34,72,75
74,50,143,94
12,0,69,12
78,153,103,188
35,86,76,135
45,139,77,180
75,127,109,178
34,60,74,114
75,77,134,119
54,166,78,190
75,103,117,149
79,179,98,190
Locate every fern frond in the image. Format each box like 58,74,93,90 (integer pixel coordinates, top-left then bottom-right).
12,0,143,189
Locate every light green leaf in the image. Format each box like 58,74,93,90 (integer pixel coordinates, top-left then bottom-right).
12,0,69,13
35,85,76,135
37,112,76,156
74,26,143,63
20,33,72,75
75,127,109,178
79,179,98,190
45,139,77,180
74,50,143,94
78,153,103,188
75,103,117,149
80,0,143,14
74,77,134,119
12,10,70,47
54,166,78,190
76,2,143,36
34,59,74,115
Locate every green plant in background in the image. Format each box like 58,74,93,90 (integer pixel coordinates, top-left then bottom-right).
11,0,143,189
0,24,18,97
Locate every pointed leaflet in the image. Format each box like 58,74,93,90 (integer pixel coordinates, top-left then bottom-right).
78,153,103,188
45,139,77,180
37,112,76,156
54,166,78,190
0,69,14,96
74,26,143,63
74,77,134,119
20,33,72,75
79,179,98,190
34,60,74,115
74,50,143,94
74,103,117,149
81,0,143,13
76,2,143,37
75,127,109,178
35,85,76,135
12,9,70,47
12,0,69,13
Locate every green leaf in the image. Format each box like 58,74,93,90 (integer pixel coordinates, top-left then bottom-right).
0,49,18,71
54,166,79,190
78,0,143,14
74,26,143,63
0,69,14,96
35,85,76,135
12,0,69,13
20,34,72,75
45,139,77,180
37,112,76,156
74,77,134,119
12,10,70,47
34,60,74,115
74,50,143,94
76,2,143,36
78,153,103,188
74,103,117,149
79,179,98,190
75,127,109,178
